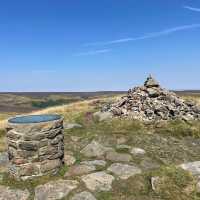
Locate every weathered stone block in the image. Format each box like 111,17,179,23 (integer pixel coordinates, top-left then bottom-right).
40,159,62,173
8,140,18,149
18,141,38,151
17,149,37,159
7,130,21,140
23,132,46,141
18,163,40,176
46,128,62,139
41,145,59,156
38,139,49,148
50,134,64,145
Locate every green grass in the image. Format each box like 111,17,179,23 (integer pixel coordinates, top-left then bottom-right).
154,120,200,138
65,110,200,139
96,166,199,200
0,164,69,200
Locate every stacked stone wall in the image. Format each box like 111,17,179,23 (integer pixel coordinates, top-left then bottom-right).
6,117,64,180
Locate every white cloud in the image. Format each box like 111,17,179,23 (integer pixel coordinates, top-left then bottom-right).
74,49,111,56
84,24,200,46
184,6,200,12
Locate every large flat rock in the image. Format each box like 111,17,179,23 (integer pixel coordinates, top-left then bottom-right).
107,163,142,180
0,185,29,200
180,161,200,175
80,140,111,158
81,171,115,191
34,180,79,200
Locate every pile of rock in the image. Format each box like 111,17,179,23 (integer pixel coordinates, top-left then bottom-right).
102,75,200,121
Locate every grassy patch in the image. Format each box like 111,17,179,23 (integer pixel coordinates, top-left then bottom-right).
0,129,6,152
96,166,198,200
154,120,200,138
0,164,69,200
147,166,198,200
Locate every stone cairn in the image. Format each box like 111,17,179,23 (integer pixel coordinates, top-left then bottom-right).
102,75,200,121
6,115,64,180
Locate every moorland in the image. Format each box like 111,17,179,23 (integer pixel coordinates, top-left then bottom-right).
0,90,200,200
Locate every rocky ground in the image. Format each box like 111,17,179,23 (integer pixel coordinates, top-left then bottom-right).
1,114,200,199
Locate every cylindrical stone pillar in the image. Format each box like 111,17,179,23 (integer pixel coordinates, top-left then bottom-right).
6,114,64,180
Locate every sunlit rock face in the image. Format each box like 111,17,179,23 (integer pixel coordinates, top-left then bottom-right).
6,114,64,180
102,75,200,121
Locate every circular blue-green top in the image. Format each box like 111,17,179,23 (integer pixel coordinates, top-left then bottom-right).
8,114,61,124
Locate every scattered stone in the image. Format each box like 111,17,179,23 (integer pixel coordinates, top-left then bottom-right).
116,137,128,145
64,154,76,166
130,148,146,155
64,123,82,130
81,140,110,158
34,180,79,200
180,161,200,175
93,111,113,121
71,191,97,200
0,152,9,165
64,164,96,177
140,157,160,170
101,75,200,121
106,151,132,162
0,185,29,200
196,181,200,193
81,171,115,191
71,136,82,142
80,160,107,167
151,176,160,191
107,163,141,180
116,145,131,151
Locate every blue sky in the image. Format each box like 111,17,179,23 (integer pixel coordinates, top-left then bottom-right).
0,0,200,91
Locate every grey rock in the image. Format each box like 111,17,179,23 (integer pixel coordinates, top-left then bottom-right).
64,123,82,130
130,148,146,155
107,163,141,180
93,111,113,121
80,160,107,167
144,75,160,88
71,191,96,200
81,171,115,191
151,176,160,191
197,181,200,193
34,180,79,200
0,152,9,165
0,185,29,200
180,161,200,175
64,164,96,177
64,154,76,166
81,140,110,158
18,141,38,151
106,151,132,162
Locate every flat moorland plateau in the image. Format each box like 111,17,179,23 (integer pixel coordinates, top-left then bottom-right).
0,91,200,200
